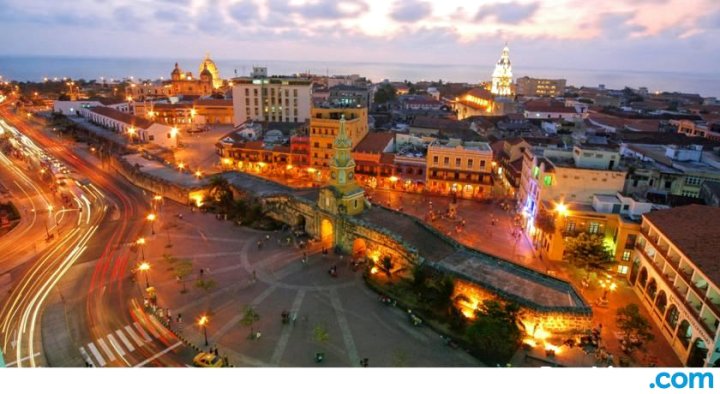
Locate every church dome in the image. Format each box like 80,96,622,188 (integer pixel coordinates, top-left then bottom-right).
199,54,220,81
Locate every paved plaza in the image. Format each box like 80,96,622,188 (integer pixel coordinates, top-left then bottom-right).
142,201,481,367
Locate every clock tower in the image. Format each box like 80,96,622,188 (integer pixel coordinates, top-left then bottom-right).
318,115,365,216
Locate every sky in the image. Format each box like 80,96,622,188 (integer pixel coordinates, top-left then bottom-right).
0,0,719,74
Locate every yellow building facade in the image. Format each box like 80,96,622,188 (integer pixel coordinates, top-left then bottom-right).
309,107,368,169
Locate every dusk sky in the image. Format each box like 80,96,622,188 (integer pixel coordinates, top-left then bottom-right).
1,0,719,73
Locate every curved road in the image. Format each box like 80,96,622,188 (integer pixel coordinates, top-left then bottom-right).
0,106,192,367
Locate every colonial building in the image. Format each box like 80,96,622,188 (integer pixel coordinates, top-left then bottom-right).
454,88,496,120
79,106,177,148
491,44,513,96
516,76,566,97
309,106,368,169
518,144,627,245
426,141,494,199
632,205,720,366
523,99,587,121
231,67,312,125
169,62,214,97
198,53,223,89
352,132,396,190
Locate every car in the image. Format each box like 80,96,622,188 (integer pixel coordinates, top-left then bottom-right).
192,352,224,368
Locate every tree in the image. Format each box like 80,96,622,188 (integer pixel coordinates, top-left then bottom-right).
535,210,556,234
173,259,193,293
563,233,613,271
195,277,217,294
207,175,233,213
616,303,654,345
373,84,397,105
381,255,393,278
466,300,523,365
240,305,260,337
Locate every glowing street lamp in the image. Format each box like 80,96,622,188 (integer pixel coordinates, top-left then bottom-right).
177,162,185,172
198,314,209,346
555,202,568,217
194,170,202,179
147,213,157,235
137,261,151,288
136,237,146,259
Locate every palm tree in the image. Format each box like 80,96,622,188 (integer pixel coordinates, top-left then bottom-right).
240,305,261,338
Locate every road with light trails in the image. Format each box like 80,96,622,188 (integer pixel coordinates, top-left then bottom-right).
0,105,194,367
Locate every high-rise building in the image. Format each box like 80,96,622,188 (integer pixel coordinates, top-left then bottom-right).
309,107,368,169
231,67,312,126
516,76,566,97
491,44,513,96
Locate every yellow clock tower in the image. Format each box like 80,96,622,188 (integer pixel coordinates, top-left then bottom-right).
318,115,365,216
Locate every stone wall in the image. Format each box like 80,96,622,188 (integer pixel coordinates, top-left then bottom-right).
110,155,207,205
452,279,592,334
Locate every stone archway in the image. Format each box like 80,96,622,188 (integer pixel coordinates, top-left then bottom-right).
655,290,667,314
664,304,679,329
677,320,692,348
296,214,306,231
638,267,648,288
352,238,367,259
688,338,709,367
320,218,334,245
646,278,658,299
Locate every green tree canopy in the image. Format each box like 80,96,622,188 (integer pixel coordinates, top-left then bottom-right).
563,233,613,270
616,303,654,344
373,84,397,105
466,300,523,365
240,305,260,335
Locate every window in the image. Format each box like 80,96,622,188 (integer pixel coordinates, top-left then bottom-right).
543,175,552,186
433,156,439,164
532,166,540,179
455,158,461,168
588,222,600,234
313,142,319,148
354,199,358,209
617,265,629,275
444,157,449,166
245,88,249,96
622,250,631,261
565,220,576,233
468,159,473,168
480,160,486,168
326,143,332,149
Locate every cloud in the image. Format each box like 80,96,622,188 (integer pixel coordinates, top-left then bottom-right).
599,12,646,39
229,0,258,22
390,0,432,23
475,2,540,24
274,0,369,20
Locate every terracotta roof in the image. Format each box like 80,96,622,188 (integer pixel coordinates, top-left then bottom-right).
643,205,720,286
379,152,395,165
89,106,153,129
194,99,233,107
525,100,577,113
354,132,394,153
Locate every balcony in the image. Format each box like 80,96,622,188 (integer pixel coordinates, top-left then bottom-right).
642,233,679,270
635,247,715,337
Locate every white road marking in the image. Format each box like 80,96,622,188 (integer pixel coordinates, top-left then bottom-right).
124,325,145,347
86,342,106,366
133,342,182,368
330,289,360,367
115,329,135,352
133,322,152,342
107,334,126,356
96,337,116,362
271,289,305,365
78,346,95,367
4,352,40,367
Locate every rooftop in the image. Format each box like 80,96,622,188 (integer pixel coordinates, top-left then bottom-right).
89,106,153,129
354,132,394,153
643,205,720,287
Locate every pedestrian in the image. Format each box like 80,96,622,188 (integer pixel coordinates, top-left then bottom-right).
199,268,204,278
214,347,219,356
252,270,257,283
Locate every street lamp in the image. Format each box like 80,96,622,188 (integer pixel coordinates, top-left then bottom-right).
152,195,163,211
600,278,617,301
137,261,150,288
194,170,202,179
147,213,156,235
136,237,146,259
198,314,209,346
177,162,185,172
555,202,568,217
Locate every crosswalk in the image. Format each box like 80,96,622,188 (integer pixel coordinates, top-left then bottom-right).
78,322,155,367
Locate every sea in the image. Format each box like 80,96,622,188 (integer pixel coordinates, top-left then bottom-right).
1,56,719,98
